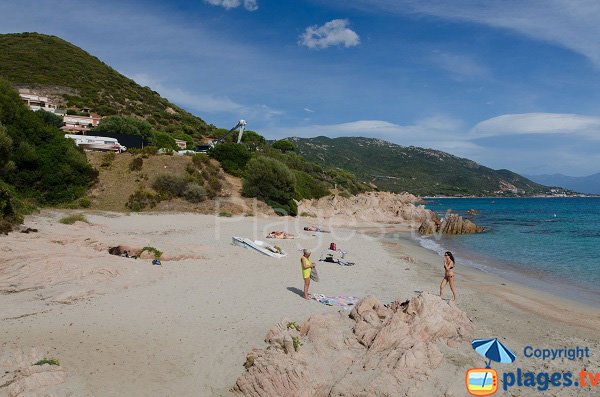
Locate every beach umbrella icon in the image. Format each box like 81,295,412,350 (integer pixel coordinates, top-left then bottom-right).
471,338,516,390
472,338,516,367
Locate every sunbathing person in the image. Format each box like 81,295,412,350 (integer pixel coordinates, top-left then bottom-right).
266,231,294,239
303,225,331,233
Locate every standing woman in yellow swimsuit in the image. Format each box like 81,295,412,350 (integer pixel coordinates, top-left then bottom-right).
439,251,457,301
301,249,315,300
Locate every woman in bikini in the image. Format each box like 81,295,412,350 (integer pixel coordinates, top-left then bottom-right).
439,251,457,301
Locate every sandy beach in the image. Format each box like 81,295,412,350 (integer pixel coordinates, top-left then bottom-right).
1,211,599,396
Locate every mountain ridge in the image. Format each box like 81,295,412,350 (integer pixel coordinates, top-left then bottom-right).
525,173,600,195
289,136,564,197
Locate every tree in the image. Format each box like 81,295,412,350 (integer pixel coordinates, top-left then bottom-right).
241,130,266,150
95,115,153,137
35,110,63,128
272,139,295,152
150,131,177,150
208,142,252,177
242,156,297,216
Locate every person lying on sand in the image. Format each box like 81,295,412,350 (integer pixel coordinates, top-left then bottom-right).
304,225,331,233
266,231,294,239
439,251,457,301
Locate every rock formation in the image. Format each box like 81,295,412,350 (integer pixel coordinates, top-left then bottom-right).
419,213,485,235
234,293,474,397
298,192,431,226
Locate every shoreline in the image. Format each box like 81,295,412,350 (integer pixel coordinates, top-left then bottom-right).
381,229,600,319
1,211,599,396
415,233,600,308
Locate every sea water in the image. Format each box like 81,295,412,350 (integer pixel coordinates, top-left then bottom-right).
418,197,600,307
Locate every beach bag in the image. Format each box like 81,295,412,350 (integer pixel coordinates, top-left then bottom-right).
329,242,337,251
310,267,320,282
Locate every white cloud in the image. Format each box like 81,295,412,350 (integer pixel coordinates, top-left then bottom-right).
204,0,258,11
303,107,315,113
355,0,600,67
472,113,600,139
299,19,360,49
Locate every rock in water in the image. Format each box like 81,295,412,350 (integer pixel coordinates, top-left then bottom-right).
234,293,474,397
419,214,484,235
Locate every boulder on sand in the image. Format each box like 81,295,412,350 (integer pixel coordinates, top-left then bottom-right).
234,293,474,397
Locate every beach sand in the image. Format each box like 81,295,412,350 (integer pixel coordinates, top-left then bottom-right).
1,211,599,396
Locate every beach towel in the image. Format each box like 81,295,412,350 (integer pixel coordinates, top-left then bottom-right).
310,267,320,282
311,294,359,310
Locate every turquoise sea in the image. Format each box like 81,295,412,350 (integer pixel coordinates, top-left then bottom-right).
418,197,599,307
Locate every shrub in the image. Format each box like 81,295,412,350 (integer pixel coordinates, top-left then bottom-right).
59,213,88,225
129,157,143,172
218,211,232,217
152,174,188,198
141,146,159,156
141,246,162,259
34,110,63,128
95,115,152,138
191,153,210,168
0,181,22,233
150,131,177,150
208,142,251,176
100,152,116,168
183,183,207,203
126,189,160,211
242,156,297,216
79,197,91,208
34,358,60,366
272,139,295,152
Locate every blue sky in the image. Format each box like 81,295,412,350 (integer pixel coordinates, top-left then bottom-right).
1,0,600,176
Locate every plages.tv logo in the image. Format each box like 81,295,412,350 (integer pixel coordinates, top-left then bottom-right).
466,338,516,396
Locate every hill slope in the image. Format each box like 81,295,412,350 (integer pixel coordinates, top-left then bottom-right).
0,32,210,138
289,136,553,196
526,173,600,195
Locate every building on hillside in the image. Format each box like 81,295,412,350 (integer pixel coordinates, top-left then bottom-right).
62,113,102,134
174,139,187,150
19,93,60,113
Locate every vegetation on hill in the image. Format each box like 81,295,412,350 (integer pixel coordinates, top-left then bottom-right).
207,137,371,215
289,136,553,197
0,32,211,140
0,79,97,232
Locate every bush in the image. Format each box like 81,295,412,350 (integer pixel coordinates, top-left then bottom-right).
79,197,91,208
150,131,177,150
208,142,251,176
152,174,188,198
59,213,88,225
191,153,210,168
141,246,162,259
272,139,295,152
183,183,207,203
100,152,116,168
0,181,22,233
242,156,297,216
126,189,160,211
34,110,63,128
95,115,153,137
129,156,143,172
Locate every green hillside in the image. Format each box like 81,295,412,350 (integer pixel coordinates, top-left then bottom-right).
0,32,211,138
289,136,554,196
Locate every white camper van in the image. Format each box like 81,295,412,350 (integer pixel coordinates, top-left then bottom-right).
65,134,127,153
